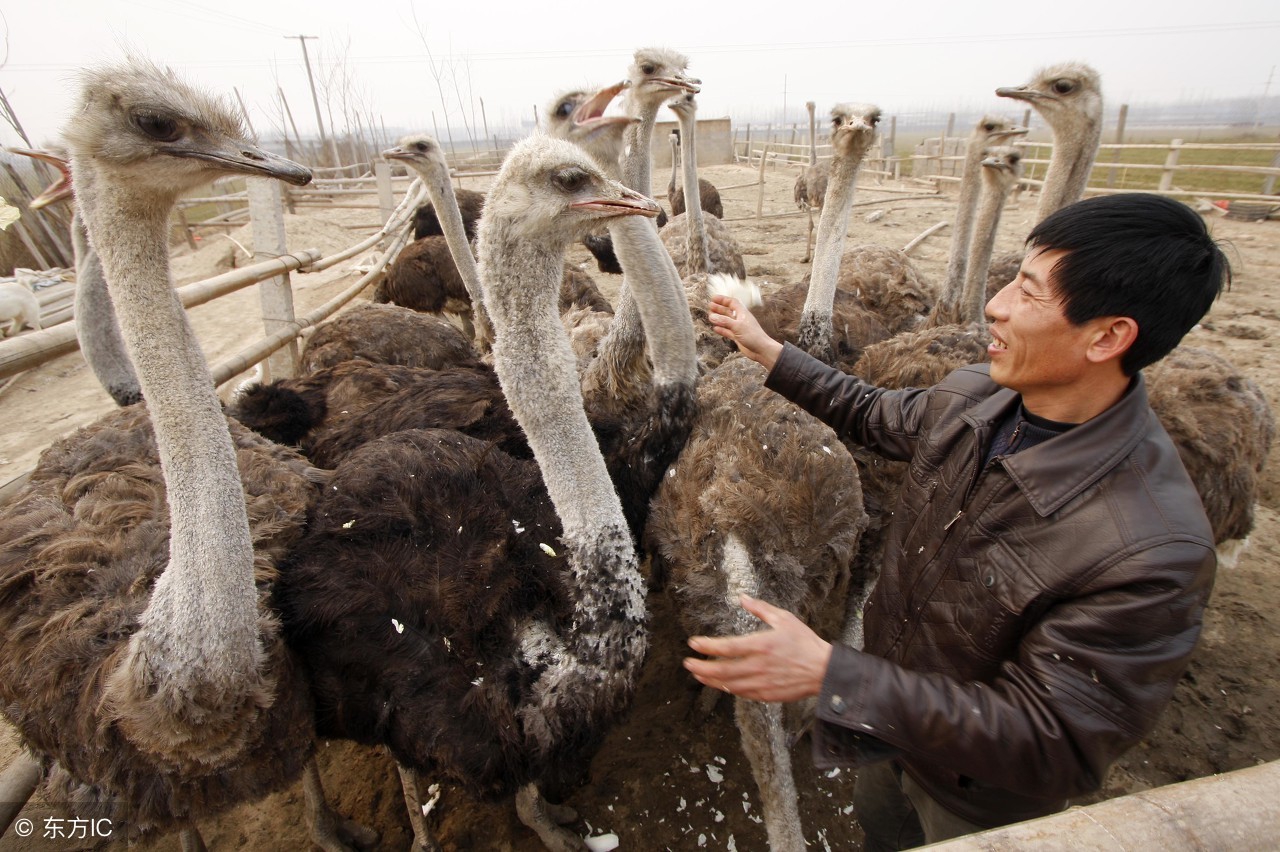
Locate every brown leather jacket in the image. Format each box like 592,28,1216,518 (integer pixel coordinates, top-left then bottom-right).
765,343,1215,828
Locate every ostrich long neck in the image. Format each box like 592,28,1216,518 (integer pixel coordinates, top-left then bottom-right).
961,171,1014,324
799,142,866,359
417,165,493,349
597,94,666,399
606,216,698,391
1036,115,1101,223
677,111,711,275
937,129,992,313
74,168,265,720
478,222,646,701
71,209,142,406
668,135,680,202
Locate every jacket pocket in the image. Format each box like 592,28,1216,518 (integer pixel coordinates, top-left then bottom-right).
953,541,1042,664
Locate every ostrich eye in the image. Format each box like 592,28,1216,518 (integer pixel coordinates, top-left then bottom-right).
983,122,997,132
1009,153,1022,165
552,167,591,193
641,64,656,76
412,141,431,153
555,99,574,118
869,112,881,127
1052,79,1076,95
133,111,181,142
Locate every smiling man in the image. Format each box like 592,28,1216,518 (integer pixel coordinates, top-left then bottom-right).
688,193,1229,849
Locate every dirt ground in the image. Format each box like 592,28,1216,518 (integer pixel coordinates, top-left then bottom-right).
1,160,1278,851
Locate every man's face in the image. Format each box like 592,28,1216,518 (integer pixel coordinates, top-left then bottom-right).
985,248,1101,400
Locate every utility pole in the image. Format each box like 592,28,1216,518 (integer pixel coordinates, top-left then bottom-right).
285,34,340,167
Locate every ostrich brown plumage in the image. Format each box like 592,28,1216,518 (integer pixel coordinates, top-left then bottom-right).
414,187,485,240
277,135,667,852
0,59,370,851
299,301,479,374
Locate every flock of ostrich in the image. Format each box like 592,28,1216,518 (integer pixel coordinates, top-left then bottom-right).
0,42,1273,852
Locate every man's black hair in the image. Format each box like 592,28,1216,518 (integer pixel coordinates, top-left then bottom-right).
1026,193,1229,375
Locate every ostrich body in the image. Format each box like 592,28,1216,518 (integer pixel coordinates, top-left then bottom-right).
376,134,493,350
278,137,671,851
754,103,887,365
414,187,484,241
299,301,479,374
794,100,831,264
667,129,723,218
645,355,866,851
0,60,368,850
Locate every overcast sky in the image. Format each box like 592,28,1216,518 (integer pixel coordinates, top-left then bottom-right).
3,1,1278,149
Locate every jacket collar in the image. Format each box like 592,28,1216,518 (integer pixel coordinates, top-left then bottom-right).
961,367,1152,516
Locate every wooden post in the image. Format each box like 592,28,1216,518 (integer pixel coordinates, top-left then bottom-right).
175,206,199,251
743,125,752,163
247,178,300,380
1158,139,1184,192
375,159,395,245
756,144,770,219
1263,133,1280,196
1106,104,1129,188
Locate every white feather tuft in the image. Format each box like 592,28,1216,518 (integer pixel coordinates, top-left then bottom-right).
706,273,763,309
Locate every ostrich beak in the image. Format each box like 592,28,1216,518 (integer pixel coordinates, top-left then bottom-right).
571,185,661,219
571,81,635,131
8,147,74,210
992,125,1030,141
650,74,701,96
382,146,415,162
167,139,313,186
996,85,1051,103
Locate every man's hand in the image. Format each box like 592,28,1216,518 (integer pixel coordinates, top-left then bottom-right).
707,295,784,371
684,594,832,702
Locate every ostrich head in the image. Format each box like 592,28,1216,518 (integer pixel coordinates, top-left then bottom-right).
62,58,311,203
624,47,700,116
975,114,1029,144
544,82,635,175
7,146,73,210
995,62,1103,132
981,145,1024,185
482,135,660,245
667,90,698,120
829,103,882,161
381,134,455,199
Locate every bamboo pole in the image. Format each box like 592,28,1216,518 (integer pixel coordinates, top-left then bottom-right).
0,249,321,381
756,144,770,219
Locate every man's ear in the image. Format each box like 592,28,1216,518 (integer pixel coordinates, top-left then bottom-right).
1086,316,1139,365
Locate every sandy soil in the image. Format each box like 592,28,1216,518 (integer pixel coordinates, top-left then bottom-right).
1,162,1278,851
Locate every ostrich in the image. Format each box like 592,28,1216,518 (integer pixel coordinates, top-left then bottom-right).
929,115,1028,325
819,116,1027,343
543,83,668,275
986,61,1104,295
794,100,830,264
413,187,484,241
659,92,747,281
644,354,866,851
276,135,671,852
13,145,142,405
0,59,370,850
753,103,889,366
667,129,723,218
374,134,493,350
